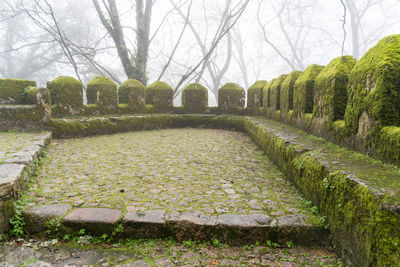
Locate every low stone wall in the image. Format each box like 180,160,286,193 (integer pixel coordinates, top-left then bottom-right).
0,132,51,233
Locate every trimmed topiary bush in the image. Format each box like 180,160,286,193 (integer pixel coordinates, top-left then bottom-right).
218,83,245,113
247,80,267,114
87,76,118,110
345,35,400,136
312,56,357,131
293,64,324,117
0,78,36,104
182,83,208,113
270,74,287,112
47,76,83,115
118,79,145,108
145,81,173,111
280,71,302,121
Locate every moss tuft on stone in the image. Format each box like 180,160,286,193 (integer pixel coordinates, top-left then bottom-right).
247,80,267,113
145,81,173,111
22,86,40,105
118,79,145,107
344,35,400,135
0,78,36,104
218,83,245,113
182,83,208,113
270,75,287,113
280,71,302,122
47,76,83,115
293,64,325,117
86,76,118,110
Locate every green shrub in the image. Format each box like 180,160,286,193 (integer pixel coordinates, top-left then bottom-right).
280,71,302,121
145,81,173,111
0,78,36,104
47,76,83,114
87,76,118,110
270,74,287,112
118,79,145,108
313,56,357,130
247,80,267,113
218,83,245,113
293,64,324,117
344,35,400,135
182,83,208,113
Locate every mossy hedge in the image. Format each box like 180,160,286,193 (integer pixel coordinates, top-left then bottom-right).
118,79,145,108
181,83,208,113
145,81,173,111
293,64,324,117
0,78,36,104
280,71,302,121
47,76,83,115
247,80,267,114
86,76,118,110
262,81,273,111
344,35,400,135
312,56,357,130
270,74,287,112
218,83,245,113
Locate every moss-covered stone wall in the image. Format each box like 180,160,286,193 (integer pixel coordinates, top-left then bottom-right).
181,83,208,113
280,71,302,122
118,79,145,109
86,76,118,110
344,35,400,136
218,83,245,113
312,56,357,133
269,74,287,114
47,76,83,116
293,64,325,118
247,80,267,114
145,81,173,112
0,78,36,104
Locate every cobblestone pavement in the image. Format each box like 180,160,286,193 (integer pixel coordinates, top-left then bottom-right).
0,238,344,266
24,128,318,221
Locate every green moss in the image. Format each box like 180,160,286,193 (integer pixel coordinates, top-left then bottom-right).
0,105,44,121
0,78,36,104
345,35,400,135
332,120,347,141
181,83,208,113
118,79,145,107
262,81,273,112
47,76,83,115
86,76,118,110
145,81,173,112
22,86,39,105
376,126,400,164
281,71,302,120
218,83,245,113
270,75,287,112
247,80,267,114
293,65,324,117
312,56,357,131
304,113,313,128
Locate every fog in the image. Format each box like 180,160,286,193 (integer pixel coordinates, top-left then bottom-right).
1,0,399,105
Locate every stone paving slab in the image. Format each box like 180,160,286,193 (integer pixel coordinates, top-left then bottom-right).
24,204,72,233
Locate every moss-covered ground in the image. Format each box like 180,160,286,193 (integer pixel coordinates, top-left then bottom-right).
24,128,319,221
0,132,46,163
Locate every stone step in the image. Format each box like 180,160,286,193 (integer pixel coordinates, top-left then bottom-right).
23,204,329,246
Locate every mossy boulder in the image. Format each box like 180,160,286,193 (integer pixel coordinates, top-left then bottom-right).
182,83,208,113
344,35,400,136
312,56,357,132
47,76,83,115
270,75,287,113
280,71,302,121
247,80,267,114
0,78,36,104
218,83,245,113
293,64,325,117
87,76,118,110
118,79,145,108
145,81,173,111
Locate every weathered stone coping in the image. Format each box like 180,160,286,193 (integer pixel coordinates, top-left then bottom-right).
22,204,328,246
0,132,51,232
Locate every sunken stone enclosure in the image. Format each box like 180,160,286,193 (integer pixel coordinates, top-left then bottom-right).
1,35,400,266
